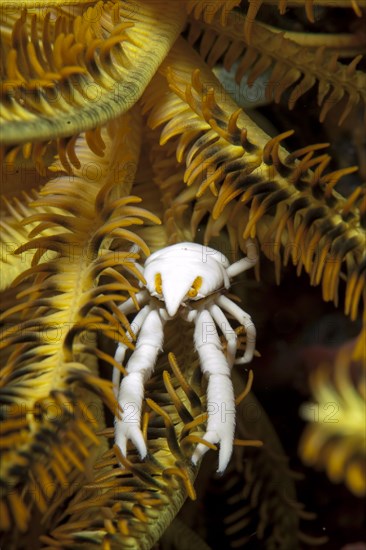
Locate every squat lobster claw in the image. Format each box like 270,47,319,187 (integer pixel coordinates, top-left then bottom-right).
113,242,257,473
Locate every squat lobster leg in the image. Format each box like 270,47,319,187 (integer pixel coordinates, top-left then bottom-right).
217,294,256,364
208,303,237,368
192,310,236,473
113,303,152,397
118,289,149,315
115,308,165,459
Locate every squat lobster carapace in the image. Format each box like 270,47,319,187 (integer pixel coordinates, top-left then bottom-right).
113,242,257,472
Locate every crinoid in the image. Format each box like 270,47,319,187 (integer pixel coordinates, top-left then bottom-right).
1,1,365,548
300,338,366,498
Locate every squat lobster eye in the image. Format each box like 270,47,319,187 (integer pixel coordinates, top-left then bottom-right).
187,276,203,298
154,273,162,294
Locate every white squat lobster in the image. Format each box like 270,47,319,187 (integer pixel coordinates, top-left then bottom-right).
113,242,257,472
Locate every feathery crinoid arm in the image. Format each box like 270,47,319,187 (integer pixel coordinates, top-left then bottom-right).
0,0,186,150
0,192,49,289
142,38,366,321
299,336,366,498
36,335,208,550
0,111,223,550
185,0,366,33
223,369,328,549
185,2,366,126
244,0,366,24
0,108,161,535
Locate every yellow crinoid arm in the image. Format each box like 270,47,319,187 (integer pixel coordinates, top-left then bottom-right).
185,6,366,125
0,107,161,534
141,38,366,321
0,0,186,147
299,338,366,497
